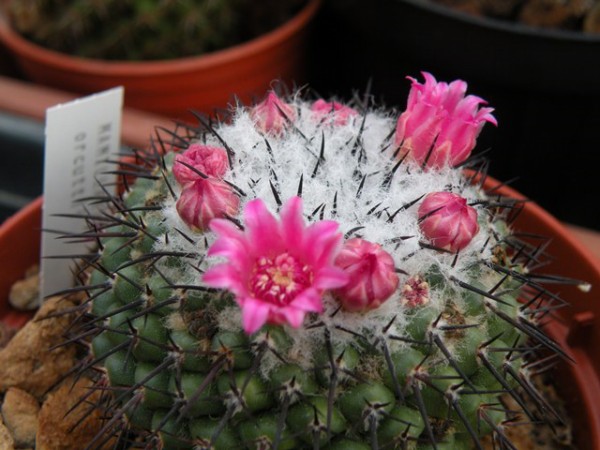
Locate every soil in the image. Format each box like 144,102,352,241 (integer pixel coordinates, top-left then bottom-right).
482,377,576,449
430,0,600,33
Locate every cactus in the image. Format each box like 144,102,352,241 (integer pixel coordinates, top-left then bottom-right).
62,73,580,449
6,0,306,60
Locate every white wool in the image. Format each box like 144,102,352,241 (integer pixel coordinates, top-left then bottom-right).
152,97,501,373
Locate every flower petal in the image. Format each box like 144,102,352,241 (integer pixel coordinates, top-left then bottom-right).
303,220,343,265
244,199,283,255
280,306,306,328
313,267,350,290
251,92,296,135
203,264,245,295
289,288,324,313
208,219,249,263
209,218,244,239
280,196,304,255
241,297,271,334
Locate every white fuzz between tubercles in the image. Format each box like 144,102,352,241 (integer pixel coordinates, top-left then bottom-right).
153,96,500,374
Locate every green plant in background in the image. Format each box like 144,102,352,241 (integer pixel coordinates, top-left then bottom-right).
6,0,306,60
61,73,580,449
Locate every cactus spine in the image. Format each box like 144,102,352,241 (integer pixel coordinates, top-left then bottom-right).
61,75,575,449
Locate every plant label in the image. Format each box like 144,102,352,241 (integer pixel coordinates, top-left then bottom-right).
41,87,124,301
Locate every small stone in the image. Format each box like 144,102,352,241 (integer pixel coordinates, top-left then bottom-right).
8,266,40,311
0,323,16,349
36,377,117,450
0,296,80,399
1,388,39,448
0,417,14,450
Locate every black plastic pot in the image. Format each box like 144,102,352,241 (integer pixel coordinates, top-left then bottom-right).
311,0,600,229
0,111,44,223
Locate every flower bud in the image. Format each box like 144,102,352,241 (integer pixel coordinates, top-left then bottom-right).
176,179,240,231
250,91,296,135
395,72,496,169
418,191,479,252
311,99,358,126
173,144,229,185
334,238,399,311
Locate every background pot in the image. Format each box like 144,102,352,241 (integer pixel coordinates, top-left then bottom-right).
0,196,41,328
491,179,600,450
312,0,600,229
1,177,599,447
0,0,321,119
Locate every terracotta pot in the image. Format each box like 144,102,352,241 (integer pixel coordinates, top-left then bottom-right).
485,179,600,450
0,196,41,328
0,0,321,119
1,179,599,447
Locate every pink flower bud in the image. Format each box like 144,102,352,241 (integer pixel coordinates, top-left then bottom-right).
400,275,430,308
173,144,229,185
176,179,240,231
311,99,358,126
418,192,479,252
250,91,296,135
334,238,399,312
395,72,496,169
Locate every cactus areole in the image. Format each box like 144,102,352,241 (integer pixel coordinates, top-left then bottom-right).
62,73,580,449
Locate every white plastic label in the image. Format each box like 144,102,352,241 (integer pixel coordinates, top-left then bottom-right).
41,87,124,301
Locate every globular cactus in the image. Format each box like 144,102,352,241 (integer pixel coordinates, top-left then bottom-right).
63,73,577,449
6,0,306,60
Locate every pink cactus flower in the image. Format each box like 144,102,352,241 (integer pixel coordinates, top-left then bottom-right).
250,91,296,135
400,275,430,308
334,238,399,312
176,179,240,231
311,99,358,126
395,72,497,169
173,144,229,185
203,196,349,333
418,191,480,252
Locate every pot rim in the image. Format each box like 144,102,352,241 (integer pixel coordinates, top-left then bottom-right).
483,176,600,276
396,0,600,44
0,0,321,76
481,176,600,448
0,196,42,328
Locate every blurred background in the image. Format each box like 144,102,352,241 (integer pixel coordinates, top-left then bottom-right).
1,0,599,229
310,0,600,230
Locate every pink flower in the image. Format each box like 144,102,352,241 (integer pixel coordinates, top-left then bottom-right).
334,238,399,312
395,72,497,169
203,196,349,333
400,275,430,308
311,99,358,126
176,179,240,231
173,144,229,185
250,91,296,135
418,191,479,252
